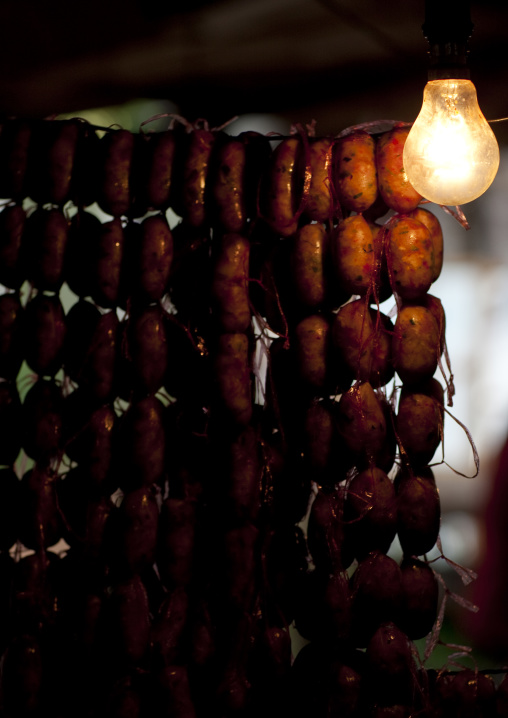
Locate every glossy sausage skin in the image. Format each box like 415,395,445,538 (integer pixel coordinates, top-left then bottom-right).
333,130,378,213
376,127,422,213
261,136,304,237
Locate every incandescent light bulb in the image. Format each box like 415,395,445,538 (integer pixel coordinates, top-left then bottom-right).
403,78,500,206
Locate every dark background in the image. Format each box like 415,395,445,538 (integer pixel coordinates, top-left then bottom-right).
1,0,507,141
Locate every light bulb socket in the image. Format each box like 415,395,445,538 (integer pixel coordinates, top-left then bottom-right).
423,0,473,80
427,43,471,80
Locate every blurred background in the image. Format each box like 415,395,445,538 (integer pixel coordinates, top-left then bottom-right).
2,0,508,668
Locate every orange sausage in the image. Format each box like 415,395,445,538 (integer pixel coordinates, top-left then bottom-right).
305,137,333,222
210,135,247,232
332,214,381,297
294,313,330,390
332,298,394,388
261,136,304,237
385,216,434,300
333,130,378,213
392,303,441,385
376,127,422,213
290,222,328,309
407,206,444,282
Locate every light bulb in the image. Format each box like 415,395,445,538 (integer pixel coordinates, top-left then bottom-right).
403,79,500,206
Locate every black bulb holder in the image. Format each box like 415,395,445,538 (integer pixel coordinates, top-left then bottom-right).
423,0,473,80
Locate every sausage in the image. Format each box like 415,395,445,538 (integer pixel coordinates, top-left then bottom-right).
294,313,331,391
89,217,125,309
111,485,159,576
106,574,151,667
21,379,64,461
115,394,167,490
121,304,168,396
0,204,26,290
69,119,100,208
385,216,435,300
211,232,251,332
293,567,352,644
97,128,135,217
396,377,444,466
406,207,443,282
336,381,388,465
134,129,177,212
1,635,43,716
213,332,253,426
398,557,439,640
179,128,216,228
375,126,422,213
24,292,66,378
0,381,22,466
261,136,304,237
0,467,21,549
71,306,118,402
151,587,189,666
18,464,62,551
305,137,334,221
395,467,441,557
63,392,116,492
83,495,115,567
350,550,403,646
332,298,394,388
345,466,397,558
23,206,69,292
0,292,24,380
154,665,197,718
333,130,378,213
365,622,414,705
26,119,80,205
221,523,259,611
0,119,32,200
215,423,262,522
57,466,94,546
157,497,196,589
392,303,441,385
127,213,173,303
301,399,349,486
332,214,382,297
307,489,352,573
290,222,328,309
210,135,248,232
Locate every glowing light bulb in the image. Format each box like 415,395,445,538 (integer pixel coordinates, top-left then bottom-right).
403,79,500,206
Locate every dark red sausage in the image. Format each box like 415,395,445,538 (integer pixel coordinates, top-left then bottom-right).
24,292,66,377
0,204,26,289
